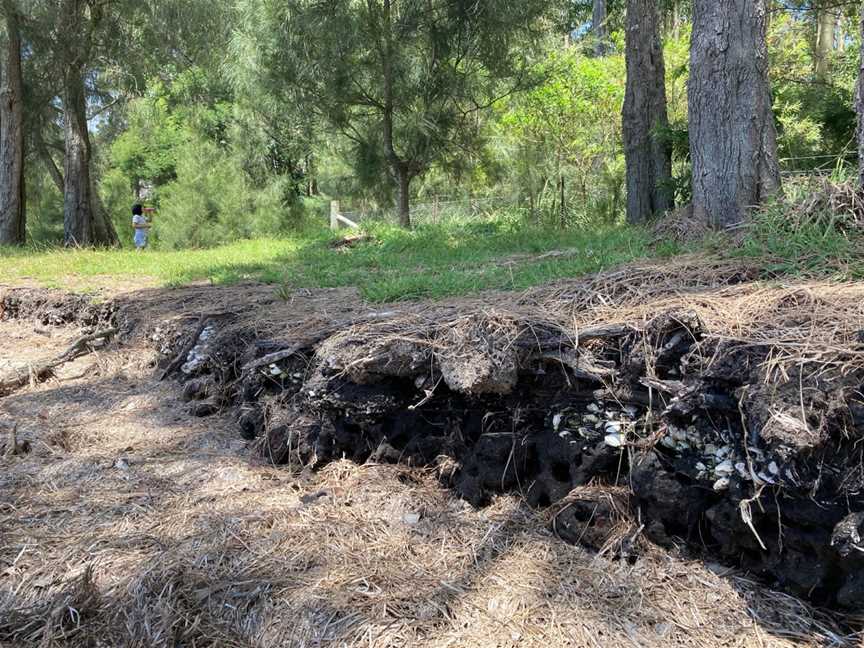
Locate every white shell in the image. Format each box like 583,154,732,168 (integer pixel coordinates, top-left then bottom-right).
714,460,734,476
604,433,625,448
713,477,730,491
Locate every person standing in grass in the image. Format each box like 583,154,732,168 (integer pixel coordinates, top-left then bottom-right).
131,203,154,250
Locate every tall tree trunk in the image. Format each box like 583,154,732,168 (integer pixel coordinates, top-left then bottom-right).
689,0,781,229
61,64,118,246
592,0,610,56
0,2,25,246
815,7,837,79
857,8,864,189
396,165,411,228
58,0,117,247
381,0,412,228
622,0,673,224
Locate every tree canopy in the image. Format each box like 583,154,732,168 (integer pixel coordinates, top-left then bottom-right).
0,0,861,245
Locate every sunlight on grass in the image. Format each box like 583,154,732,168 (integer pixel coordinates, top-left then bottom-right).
0,238,307,287
4,205,860,302
0,220,657,301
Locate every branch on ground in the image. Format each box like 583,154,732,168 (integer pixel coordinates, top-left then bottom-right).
0,328,118,397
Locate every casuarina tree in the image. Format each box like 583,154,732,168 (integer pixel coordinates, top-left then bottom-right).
27,0,223,246
622,0,672,224
54,0,119,246
0,0,26,245
689,0,781,229
240,0,548,228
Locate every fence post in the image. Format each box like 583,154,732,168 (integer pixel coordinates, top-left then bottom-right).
330,201,340,230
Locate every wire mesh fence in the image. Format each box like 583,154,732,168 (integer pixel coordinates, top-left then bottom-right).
330,152,860,230
334,195,522,228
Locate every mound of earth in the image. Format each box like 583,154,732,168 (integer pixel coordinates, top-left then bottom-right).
3,256,864,619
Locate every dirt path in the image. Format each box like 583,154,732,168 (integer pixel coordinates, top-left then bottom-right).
0,282,860,647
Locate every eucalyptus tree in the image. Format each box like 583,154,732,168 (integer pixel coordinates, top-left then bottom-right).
241,0,550,227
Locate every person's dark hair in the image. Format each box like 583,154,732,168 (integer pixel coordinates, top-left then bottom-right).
132,204,143,216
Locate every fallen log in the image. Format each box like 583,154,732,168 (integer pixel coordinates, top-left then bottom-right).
0,328,118,396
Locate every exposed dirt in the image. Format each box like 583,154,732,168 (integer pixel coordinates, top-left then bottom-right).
2,260,864,646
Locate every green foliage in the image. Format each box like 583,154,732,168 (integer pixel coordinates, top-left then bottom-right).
18,0,864,255
152,139,320,249
736,177,864,278
495,45,626,225
236,0,552,214
92,64,321,250
768,13,858,173
23,169,63,243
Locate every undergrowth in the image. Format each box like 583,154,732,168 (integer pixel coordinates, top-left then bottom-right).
734,178,864,279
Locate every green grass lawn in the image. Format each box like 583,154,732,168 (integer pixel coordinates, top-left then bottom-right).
0,220,659,302
4,203,859,302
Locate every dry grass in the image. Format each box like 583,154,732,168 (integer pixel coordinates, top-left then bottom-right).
786,179,864,233
294,255,864,400
3,258,864,646
2,437,859,647
0,331,857,648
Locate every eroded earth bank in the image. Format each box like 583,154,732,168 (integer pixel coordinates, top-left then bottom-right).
2,257,864,646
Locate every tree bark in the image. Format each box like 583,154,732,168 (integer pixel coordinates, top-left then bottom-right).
815,7,838,79
622,0,673,224
592,0,610,56
381,0,412,228
396,164,411,228
0,2,26,246
61,63,118,246
59,0,118,247
857,8,864,189
689,0,781,229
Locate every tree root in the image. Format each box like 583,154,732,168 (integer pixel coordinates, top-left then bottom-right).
0,327,118,397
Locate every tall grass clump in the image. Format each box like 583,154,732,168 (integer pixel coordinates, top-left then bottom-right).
737,175,864,278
